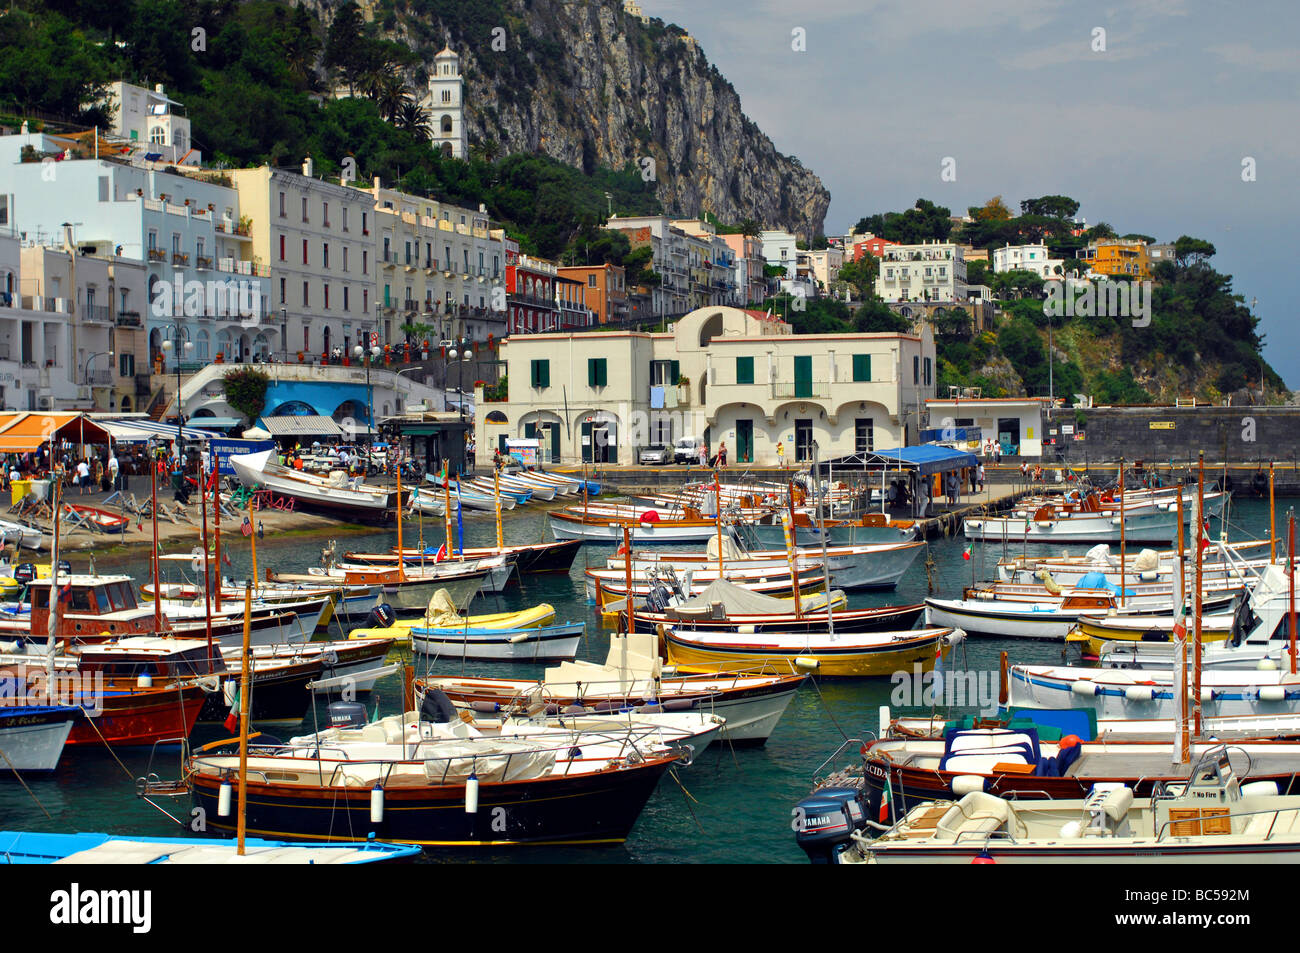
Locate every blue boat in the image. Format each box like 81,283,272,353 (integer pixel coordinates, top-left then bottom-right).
0,830,422,864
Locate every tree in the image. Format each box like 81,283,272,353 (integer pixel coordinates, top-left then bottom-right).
395,100,431,140
1173,235,1216,268
325,1,366,86
854,298,910,333
972,195,1012,222
223,368,270,422
1020,195,1080,220
836,257,877,298
854,199,952,244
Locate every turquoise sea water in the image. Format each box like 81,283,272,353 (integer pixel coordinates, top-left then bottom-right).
0,495,1280,863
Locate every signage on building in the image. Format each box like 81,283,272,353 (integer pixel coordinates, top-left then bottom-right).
1149,421,1175,430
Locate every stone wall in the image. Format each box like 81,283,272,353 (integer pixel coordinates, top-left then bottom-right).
1051,406,1300,467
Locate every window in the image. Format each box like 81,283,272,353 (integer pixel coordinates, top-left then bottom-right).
279,235,285,261
301,196,308,222
362,250,368,274
342,207,349,232
342,247,349,272
323,285,330,309
795,420,813,462
302,239,308,265
363,289,368,311
322,202,329,227
587,275,597,287
736,356,754,385
279,278,286,304
855,418,874,454
852,353,871,382
588,358,607,388
924,357,932,387
362,212,368,234
343,286,349,311
531,359,550,389
302,281,309,307
279,192,286,218
323,243,329,268
119,353,135,377
913,355,919,385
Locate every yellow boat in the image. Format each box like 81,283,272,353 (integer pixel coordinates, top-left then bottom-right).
349,590,555,639
0,563,52,598
663,625,954,678
1067,614,1231,656
600,588,847,627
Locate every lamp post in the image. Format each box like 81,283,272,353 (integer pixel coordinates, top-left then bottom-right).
83,350,114,410
353,343,381,467
447,340,474,421
161,328,194,456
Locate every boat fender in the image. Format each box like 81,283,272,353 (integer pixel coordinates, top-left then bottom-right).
661,697,698,712
1252,472,1268,495
1059,820,1084,839
217,780,233,817
470,700,501,714
792,787,866,864
1124,685,1155,702
568,746,583,760
1258,686,1286,702
222,679,237,707
561,703,587,715
544,704,563,715
636,703,663,713
1139,570,1158,582
592,699,625,713
136,673,153,688
951,775,985,796
946,628,967,646
370,784,384,824
1201,688,1216,703
1257,657,1279,672
795,657,820,671
1241,781,1280,797
1071,681,1099,696
465,773,479,814
737,624,756,635
419,688,458,724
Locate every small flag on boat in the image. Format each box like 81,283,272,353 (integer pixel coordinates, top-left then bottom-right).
224,685,240,733
434,543,447,562
1199,518,1211,552
1172,600,1189,642
962,543,973,561
879,778,892,824
930,643,944,704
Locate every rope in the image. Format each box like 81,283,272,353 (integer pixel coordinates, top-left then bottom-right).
807,674,849,742
0,743,52,820
666,766,705,834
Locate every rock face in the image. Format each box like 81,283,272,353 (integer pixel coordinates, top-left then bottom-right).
361,0,830,236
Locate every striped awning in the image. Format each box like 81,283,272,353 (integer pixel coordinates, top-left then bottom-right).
96,418,222,444
257,415,344,437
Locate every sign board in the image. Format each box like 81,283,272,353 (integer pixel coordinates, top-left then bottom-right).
369,331,378,348
211,438,274,476
506,437,540,466
1149,421,1175,430
1061,424,1074,435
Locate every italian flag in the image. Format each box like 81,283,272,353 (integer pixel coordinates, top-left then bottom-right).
224,685,241,734
1172,600,1189,642
962,543,973,561
879,777,892,824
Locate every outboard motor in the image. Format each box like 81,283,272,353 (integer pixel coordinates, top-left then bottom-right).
13,563,36,585
328,701,368,728
366,603,396,629
793,786,868,864
56,560,71,576
645,583,673,613
418,688,458,724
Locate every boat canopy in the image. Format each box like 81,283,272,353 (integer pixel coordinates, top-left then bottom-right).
816,445,979,477
672,578,840,616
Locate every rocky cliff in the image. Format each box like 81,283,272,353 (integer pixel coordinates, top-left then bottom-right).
351,0,830,235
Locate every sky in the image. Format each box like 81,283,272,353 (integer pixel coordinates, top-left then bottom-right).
639,0,1299,387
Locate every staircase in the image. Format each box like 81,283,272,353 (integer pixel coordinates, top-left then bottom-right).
147,384,171,421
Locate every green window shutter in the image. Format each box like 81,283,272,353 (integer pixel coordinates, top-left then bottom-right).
540,360,549,388
588,359,597,387
853,354,870,382
588,358,607,387
670,360,680,385
736,356,754,385
598,359,607,387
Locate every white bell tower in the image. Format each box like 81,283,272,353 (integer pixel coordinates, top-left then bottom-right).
426,46,467,159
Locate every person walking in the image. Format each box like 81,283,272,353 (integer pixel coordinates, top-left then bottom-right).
977,462,986,493
718,441,728,469
107,452,119,491
75,458,91,496
698,442,708,469
775,440,786,469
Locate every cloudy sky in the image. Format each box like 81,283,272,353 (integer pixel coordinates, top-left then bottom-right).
641,0,1298,385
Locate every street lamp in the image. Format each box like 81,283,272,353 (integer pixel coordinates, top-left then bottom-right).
353,343,382,466
83,350,114,410
161,330,194,455
446,341,475,420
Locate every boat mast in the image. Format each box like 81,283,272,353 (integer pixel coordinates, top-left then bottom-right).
812,444,834,639
1118,458,1126,610
1270,462,1277,563
1193,451,1204,738
781,510,802,619
247,496,258,584
1173,487,1189,766
395,462,405,582
1290,509,1296,676
494,468,504,550
151,443,162,633
212,455,222,612
44,468,61,704
236,580,253,856
199,455,214,673
714,471,724,579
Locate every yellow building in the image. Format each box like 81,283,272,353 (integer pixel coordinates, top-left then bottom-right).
1080,240,1150,279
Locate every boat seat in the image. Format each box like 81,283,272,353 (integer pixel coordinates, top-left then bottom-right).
942,752,1032,774
933,792,1014,841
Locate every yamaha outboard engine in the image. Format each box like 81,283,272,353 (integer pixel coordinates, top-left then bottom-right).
328,701,368,728
793,786,867,864
645,583,673,613
366,603,396,629
56,560,71,576
12,563,36,585
418,688,458,724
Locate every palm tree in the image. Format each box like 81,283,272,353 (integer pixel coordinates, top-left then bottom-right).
396,101,431,140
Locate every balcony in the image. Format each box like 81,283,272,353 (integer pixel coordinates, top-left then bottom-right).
116,311,143,328
83,304,112,325
148,249,167,262
196,255,213,270
172,252,189,266
85,368,112,386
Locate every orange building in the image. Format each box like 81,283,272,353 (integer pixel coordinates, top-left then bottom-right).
1080,240,1150,279
557,263,628,324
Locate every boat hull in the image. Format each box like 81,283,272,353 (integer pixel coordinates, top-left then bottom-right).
664,629,945,679
0,707,77,771
410,622,584,661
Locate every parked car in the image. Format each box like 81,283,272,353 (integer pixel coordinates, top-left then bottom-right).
637,445,670,465
673,436,705,465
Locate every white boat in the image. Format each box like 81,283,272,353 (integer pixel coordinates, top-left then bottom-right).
0,519,45,551
410,620,585,661
496,472,556,501
229,450,393,520
836,747,1300,863
0,705,78,771
964,489,1228,543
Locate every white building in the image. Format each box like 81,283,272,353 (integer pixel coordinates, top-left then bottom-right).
759,229,798,279
424,47,468,160
0,130,267,387
604,215,696,318
875,241,968,303
992,243,1063,278
476,305,936,466
105,82,200,166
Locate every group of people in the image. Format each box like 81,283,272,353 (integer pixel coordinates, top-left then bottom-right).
1,449,127,496
696,441,729,469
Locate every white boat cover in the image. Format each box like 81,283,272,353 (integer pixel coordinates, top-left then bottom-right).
669,578,841,617
705,535,745,560
1085,544,1114,566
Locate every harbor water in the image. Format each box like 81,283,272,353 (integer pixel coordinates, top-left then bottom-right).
0,495,1279,863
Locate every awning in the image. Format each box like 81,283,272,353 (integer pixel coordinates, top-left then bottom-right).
97,418,222,444
0,413,113,452
186,417,243,429
817,445,980,478
258,415,343,437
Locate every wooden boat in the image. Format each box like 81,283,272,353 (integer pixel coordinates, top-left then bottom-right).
421,633,805,745
267,560,496,611
589,564,829,608
964,488,1228,543
495,472,555,500
740,513,920,547
62,504,129,533
422,477,515,511
0,830,421,864
409,621,585,661
828,747,1300,864
345,539,583,575
347,595,556,638
996,540,1278,586
186,712,681,847
662,624,956,678
549,507,724,544
0,705,79,771
229,449,396,521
